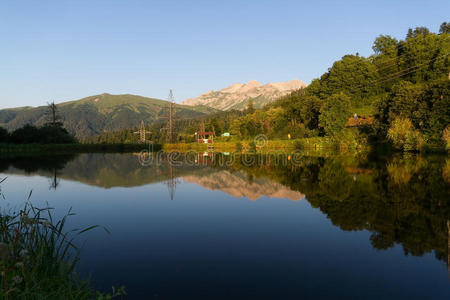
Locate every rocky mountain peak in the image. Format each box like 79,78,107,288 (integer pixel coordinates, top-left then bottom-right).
183,79,307,111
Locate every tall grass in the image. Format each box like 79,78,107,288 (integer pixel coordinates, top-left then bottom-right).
0,179,125,299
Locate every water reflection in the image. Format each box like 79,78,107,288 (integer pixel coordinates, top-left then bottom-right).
1,152,449,273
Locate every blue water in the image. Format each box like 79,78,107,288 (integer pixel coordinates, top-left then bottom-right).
0,153,449,299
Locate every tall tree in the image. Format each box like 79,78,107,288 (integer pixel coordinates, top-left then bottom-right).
439,22,450,34
45,101,62,127
0,127,9,143
246,99,255,114
311,55,380,106
319,92,352,136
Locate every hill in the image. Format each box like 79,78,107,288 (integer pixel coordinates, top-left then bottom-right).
182,79,307,110
0,93,218,140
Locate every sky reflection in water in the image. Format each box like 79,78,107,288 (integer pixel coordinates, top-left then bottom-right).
0,153,449,299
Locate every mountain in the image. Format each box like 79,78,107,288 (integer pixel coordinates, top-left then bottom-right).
183,79,307,111
1,153,304,201
0,93,217,140
183,169,304,201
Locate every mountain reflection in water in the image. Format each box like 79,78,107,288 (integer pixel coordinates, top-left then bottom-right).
0,152,449,298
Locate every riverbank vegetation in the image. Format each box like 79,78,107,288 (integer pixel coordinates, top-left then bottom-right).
0,189,125,299
0,124,77,145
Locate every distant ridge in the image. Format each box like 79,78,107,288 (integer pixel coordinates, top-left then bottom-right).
183,79,307,111
0,93,217,139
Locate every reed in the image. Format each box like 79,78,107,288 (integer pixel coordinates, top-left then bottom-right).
0,181,125,299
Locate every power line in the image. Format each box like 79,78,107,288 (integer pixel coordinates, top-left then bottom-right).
373,35,449,73
366,52,449,87
324,35,449,77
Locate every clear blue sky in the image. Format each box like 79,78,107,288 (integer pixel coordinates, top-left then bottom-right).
0,0,448,108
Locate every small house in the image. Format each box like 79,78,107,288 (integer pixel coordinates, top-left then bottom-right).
195,131,215,144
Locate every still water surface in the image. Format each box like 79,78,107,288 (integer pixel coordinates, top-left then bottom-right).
0,152,449,299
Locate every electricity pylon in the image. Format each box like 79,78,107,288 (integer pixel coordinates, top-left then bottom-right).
161,90,176,143
134,120,152,143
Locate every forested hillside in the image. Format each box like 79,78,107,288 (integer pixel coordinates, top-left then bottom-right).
0,93,217,140
168,23,449,151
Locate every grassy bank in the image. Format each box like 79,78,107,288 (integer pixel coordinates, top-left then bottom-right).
0,143,161,154
163,136,368,153
0,189,125,299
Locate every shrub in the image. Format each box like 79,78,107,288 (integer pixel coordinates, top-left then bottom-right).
9,124,77,144
443,125,450,151
336,128,369,151
387,117,422,151
10,124,41,144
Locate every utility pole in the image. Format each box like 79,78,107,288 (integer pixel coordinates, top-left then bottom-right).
161,90,177,143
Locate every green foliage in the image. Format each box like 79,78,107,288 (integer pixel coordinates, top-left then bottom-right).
221,24,447,147
444,126,450,151
0,199,125,299
387,117,423,151
372,35,399,56
376,78,450,144
207,117,222,136
87,127,141,144
8,124,77,144
319,92,352,136
0,127,9,143
311,55,380,106
439,21,450,34
399,31,449,83
245,99,255,114
9,124,40,144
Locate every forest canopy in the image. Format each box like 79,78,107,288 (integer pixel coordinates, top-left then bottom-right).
81,22,449,152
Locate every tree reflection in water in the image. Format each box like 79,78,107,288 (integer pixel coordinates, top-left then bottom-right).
1,152,449,270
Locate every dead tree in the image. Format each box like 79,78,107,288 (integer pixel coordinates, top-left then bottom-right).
46,101,62,127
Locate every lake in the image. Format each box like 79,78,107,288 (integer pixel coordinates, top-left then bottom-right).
0,152,449,299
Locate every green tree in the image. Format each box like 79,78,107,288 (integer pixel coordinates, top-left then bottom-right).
299,95,322,130
375,79,450,143
10,124,41,144
246,99,255,114
387,117,422,151
420,78,450,142
439,22,450,34
38,125,78,144
319,92,352,136
0,127,9,143
208,117,222,136
372,35,400,89
398,31,449,83
313,55,380,106
372,35,398,56
230,119,243,139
